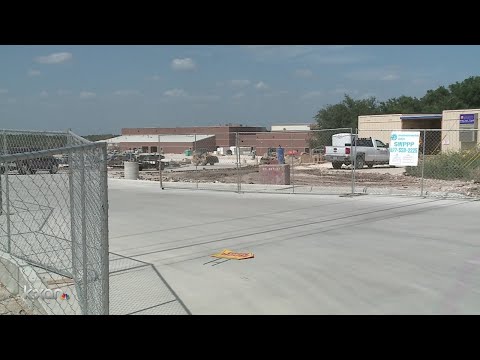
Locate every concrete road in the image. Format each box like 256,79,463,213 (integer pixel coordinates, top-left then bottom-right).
108,178,480,314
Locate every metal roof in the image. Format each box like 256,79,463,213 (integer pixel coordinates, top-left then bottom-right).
105,134,215,143
400,114,442,120
271,123,314,126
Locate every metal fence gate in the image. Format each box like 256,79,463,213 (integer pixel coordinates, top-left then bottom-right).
145,128,480,200
0,129,109,315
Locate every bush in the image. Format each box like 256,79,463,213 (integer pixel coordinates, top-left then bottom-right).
406,149,480,181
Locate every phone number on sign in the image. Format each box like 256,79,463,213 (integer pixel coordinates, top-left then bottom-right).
390,148,418,153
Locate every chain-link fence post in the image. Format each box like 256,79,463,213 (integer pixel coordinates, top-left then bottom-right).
351,128,356,195
3,130,11,253
79,148,89,314
236,132,241,193
158,135,164,190
291,132,295,194
0,131,3,217
100,143,110,315
68,143,81,313
194,133,198,190
420,129,427,197
0,132,3,217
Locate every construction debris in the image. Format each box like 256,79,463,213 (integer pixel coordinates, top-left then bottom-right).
211,249,254,260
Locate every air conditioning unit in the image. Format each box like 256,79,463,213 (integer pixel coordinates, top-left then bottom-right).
459,129,477,142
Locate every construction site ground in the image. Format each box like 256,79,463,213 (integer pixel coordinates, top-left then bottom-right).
108,161,480,198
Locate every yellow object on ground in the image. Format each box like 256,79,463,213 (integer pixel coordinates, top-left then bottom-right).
212,249,254,260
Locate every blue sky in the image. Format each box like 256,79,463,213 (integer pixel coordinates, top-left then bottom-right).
0,45,479,134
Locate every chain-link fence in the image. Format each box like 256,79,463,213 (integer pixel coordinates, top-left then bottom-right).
0,129,109,315
353,129,480,198
108,252,190,315
105,128,480,200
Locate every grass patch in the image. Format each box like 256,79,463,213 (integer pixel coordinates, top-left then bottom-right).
406,149,480,181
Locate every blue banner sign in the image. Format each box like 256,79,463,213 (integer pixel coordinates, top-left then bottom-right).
460,114,475,125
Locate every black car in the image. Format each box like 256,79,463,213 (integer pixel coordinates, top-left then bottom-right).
7,147,61,175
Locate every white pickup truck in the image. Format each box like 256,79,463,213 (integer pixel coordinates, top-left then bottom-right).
324,135,391,169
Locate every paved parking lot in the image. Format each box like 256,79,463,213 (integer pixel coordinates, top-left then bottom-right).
108,178,480,314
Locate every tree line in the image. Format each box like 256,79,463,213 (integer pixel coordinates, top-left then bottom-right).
82,134,118,142
314,76,480,130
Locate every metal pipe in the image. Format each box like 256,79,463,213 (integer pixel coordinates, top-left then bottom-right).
100,144,110,315
420,130,427,197
79,149,88,314
0,165,2,217
351,128,356,195
1,128,67,135
68,146,78,284
236,132,241,193
158,135,164,190
0,135,3,217
0,142,106,163
194,133,198,189
291,132,295,194
3,130,11,253
68,130,92,144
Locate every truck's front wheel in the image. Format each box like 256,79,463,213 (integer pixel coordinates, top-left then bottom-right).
332,162,343,169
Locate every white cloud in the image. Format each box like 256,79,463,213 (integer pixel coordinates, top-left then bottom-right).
255,81,269,90
171,58,196,71
243,45,357,63
0,88,8,94
7,98,16,104
381,74,400,81
232,92,245,99
301,91,324,100
231,79,251,87
57,89,72,96
80,91,96,99
35,52,73,64
114,89,142,96
28,69,41,77
164,89,188,97
294,69,313,78
40,90,48,97
150,75,161,81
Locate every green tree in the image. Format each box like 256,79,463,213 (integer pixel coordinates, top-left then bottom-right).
311,75,480,140
314,94,379,130
419,86,456,113
311,95,379,148
448,76,480,108
379,95,423,114
83,134,118,142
